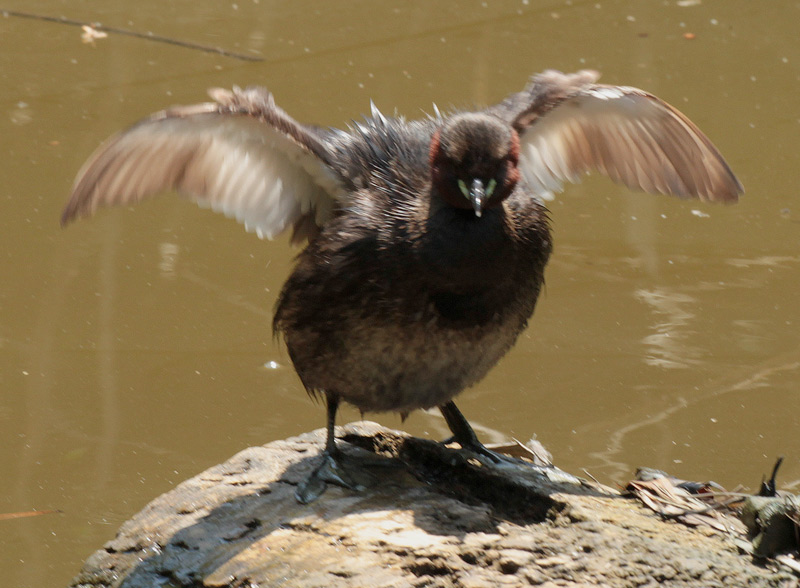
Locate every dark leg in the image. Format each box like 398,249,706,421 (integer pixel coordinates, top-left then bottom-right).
440,401,482,448
322,392,340,456
295,393,366,504
439,400,520,465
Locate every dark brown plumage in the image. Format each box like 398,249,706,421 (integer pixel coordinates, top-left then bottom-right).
62,70,742,502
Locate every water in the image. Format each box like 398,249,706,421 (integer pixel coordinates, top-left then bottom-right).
2,1,799,585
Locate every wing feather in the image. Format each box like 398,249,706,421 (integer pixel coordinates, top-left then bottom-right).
62,87,346,242
507,72,742,202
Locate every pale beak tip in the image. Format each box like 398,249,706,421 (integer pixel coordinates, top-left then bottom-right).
470,178,486,217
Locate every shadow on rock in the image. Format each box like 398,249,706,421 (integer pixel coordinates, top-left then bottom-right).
70,422,616,588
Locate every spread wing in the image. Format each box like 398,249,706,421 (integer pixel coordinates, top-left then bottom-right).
491,70,743,202
62,86,347,243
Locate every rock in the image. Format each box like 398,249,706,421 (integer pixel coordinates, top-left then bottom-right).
69,422,797,587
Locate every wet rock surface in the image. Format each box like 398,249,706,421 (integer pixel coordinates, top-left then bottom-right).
70,422,795,587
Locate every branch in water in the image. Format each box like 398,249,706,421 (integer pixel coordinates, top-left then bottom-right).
1,8,264,62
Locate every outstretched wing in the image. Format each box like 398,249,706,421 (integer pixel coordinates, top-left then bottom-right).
491,70,743,202
62,86,347,243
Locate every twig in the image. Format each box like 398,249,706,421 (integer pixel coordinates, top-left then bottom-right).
0,509,61,521
1,8,263,62
582,468,602,485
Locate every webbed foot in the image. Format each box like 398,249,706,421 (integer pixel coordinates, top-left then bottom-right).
295,393,379,503
295,448,371,504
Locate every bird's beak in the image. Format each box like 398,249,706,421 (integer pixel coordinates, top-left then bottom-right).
469,178,485,217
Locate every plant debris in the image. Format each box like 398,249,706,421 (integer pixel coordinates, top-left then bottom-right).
627,468,746,535
628,458,800,577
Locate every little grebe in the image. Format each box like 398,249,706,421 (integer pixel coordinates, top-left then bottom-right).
62,70,742,502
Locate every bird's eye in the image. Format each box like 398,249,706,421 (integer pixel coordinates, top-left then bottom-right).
486,178,497,198
457,179,469,199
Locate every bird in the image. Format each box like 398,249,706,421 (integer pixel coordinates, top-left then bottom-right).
62,69,742,502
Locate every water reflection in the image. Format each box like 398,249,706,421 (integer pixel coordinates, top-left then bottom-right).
588,348,800,482
635,288,700,369
158,241,180,279
726,255,799,269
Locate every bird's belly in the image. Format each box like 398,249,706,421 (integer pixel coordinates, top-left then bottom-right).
288,308,527,414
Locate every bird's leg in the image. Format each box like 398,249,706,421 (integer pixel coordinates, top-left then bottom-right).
295,393,367,504
439,400,522,466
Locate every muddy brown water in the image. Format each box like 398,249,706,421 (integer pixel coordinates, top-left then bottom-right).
1,1,799,585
